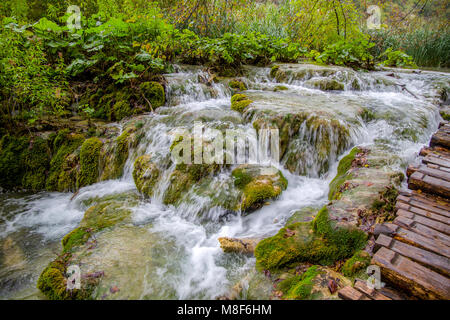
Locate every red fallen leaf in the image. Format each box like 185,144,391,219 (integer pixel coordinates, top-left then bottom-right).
328,279,338,294
110,286,120,294
284,228,295,238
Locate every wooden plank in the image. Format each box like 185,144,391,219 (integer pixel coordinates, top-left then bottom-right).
396,202,450,225
430,131,450,149
407,199,450,218
394,216,450,243
353,279,392,300
408,171,450,199
383,223,450,258
375,234,450,277
395,208,450,235
416,164,450,182
372,247,450,300
422,155,450,169
337,286,371,300
409,192,450,211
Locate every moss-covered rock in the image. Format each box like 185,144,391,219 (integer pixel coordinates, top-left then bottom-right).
80,200,133,231
341,250,371,277
279,266,322,300
305,79,345,91
113,100,133,121
133,155,160,197
163,163,221,206
0,135,51,191
232,165,288,213
255,207,367,271
276,265,351,300
78,137,103,188
62,227,92,253
37,253,97,300
140,81,165,110
273,85,288,92
328,147,362,200
286,207,318,225
229,79,247,92
46,129,85,192
231,94,253,113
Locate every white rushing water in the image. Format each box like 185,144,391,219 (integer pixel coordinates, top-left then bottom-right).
0,64,447,299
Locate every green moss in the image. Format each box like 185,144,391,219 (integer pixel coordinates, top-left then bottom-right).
232,167,254,189
113,100,132,121
107,129,132,179
328,147,361,200
241,180,282,212
440,111,450,121
283,266,322,300
46,130,85,191
62,227,91,252
231,94,253,113
255,207,367,271
37,253,95,300
270,65,280,78
0,135,50,191
341,250,371,277
310,79,344,91
370,185,399,222
133,155,160,197
274,85,288,92
80,201,132,231
232,165,288,212
229,80,247,91
140,81,165,109
360,108,376,122
78,137,103,188
163,163,220,205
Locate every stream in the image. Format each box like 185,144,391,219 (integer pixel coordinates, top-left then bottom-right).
0,64,448,299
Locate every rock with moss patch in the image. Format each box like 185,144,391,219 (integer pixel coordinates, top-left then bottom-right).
218,237,259,254
255,207,367,271
140,81,165,110
231,94,253,113
276,265,351,300
305,78,345,91
341,250,371,277
133,155,160,197
0,135,51,191
229,79,247,92
232,164,288,213
78,137,103,188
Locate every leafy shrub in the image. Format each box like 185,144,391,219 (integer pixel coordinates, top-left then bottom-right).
378,48,417,68
313,39,375,69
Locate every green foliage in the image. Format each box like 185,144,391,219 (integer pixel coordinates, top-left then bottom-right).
0,18,68,122
313,39,375,69
378,48,417,68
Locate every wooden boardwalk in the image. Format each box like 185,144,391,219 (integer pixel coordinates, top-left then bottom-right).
339,121,450,300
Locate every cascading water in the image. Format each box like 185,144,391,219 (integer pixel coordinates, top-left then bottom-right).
0,64,448,299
